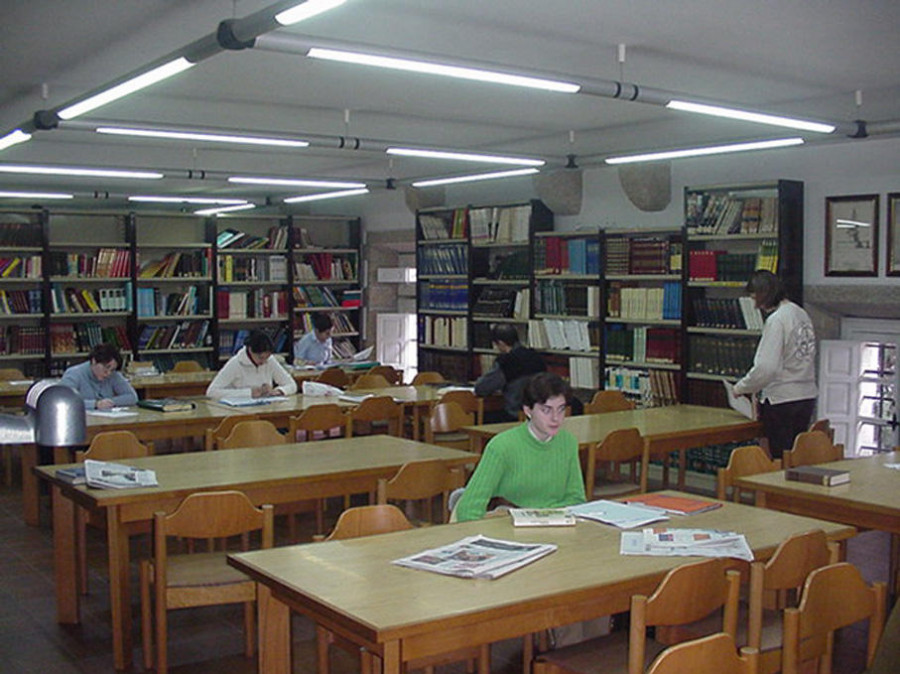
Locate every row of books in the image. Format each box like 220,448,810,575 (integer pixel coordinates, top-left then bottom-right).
528,318,594,352
419,316,468,349
332,338,357,360
0,255,42,279
139,250,210,278
568,356,600,389
535,281,600,317
0,222,41,247
606,325,681,364
50,322,129,354
294,253,355,281
296,311,354,335
688,335,757,377
470,205,532,244
604,366,680,407
217,254,288,283
0,325,45,355
216,289,289,319
137,285,209,318
292,285,340,308
0,288,42,314
472,287,529,319
688,248,772,282
606,236,682,275
418,243,468,275
137,320,210,351
691,296,764,331
534,236,601,275
418,209,467,241
217,226,286,250
607,282,681,321
51,285,132,314
219,326,290,356
49,248,132,278
686,193,779,235
419,281,468,312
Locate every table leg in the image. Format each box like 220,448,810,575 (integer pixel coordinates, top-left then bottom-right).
677,449,687,491
257,584,291,674
22,443,39,526
107,508,133,670
381,640,401,674
52,484,80,623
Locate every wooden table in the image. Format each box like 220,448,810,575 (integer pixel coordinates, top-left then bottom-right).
465,405,763,490
347,385,445,440
37,436,478,670
229,492,854,674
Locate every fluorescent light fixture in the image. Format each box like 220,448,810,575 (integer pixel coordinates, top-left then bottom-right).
386,147,545,167
275,0,347,25
283,188,369,203
411,167,539,188
836,219,871,228
195,203,257,216
666,100,836,134
307,48,581,93
128,195,248,205
96,127,309,148
58,57,194,120
229,176,366,188
0,190,73,200
0,164,163,179
604,138,805,165
0,129,32,151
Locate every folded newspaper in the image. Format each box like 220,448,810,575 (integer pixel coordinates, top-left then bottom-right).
620,527,753,562
84,459,158,489
392,535,557,579
567,500,669,529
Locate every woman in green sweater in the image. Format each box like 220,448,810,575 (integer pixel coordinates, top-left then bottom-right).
455,372,585,521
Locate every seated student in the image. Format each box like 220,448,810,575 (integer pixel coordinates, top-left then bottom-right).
455,372,585,522
60,343,138,410
293,313,333,366
207,330,297,400
474,323,547,423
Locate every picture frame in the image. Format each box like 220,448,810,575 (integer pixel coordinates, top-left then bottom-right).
888,193,900,276
825,194,879,276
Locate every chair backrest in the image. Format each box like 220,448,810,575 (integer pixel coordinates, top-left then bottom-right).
76,430,153,462
218,419,286,449
367,365,403,384
289,403,348,440
349,373,393,390
315,367,350,388
347,396,403,437
321,504,413,540
717,445,781,502
0,367,25,381
782,562,886,674
411,371,446,386
424,401,474,448
584,389,636,414
438,389,484,425
646,633,758,674
807,418,835,442
376,460,466,524
782,430,843,469
630,558,741,674
204,413,260,451
585,427,647,496
128,360,156,374
171,359,205,373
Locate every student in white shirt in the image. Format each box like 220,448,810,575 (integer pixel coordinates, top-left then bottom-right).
293,313,333,365
206,330,297,400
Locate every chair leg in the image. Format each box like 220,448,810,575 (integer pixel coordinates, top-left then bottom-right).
77,508,88,595
244,600,255,657
140,562,153,671
155,583,168,674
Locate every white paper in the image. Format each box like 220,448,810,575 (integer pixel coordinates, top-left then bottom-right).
620,528,754,562
352,346,374,361
87,407,139,418
301,381,344,397
219,396,288,407
723,381,756,420
568,500,669,529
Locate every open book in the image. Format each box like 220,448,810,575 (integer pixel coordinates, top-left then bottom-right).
392,535,557,579
509,508,576,527
219,395,288,407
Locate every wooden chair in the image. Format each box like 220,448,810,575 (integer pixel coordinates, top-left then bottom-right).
217,419,286,449
867,590,900,674
717,445,781,503
782,430,843,469
348,373,393,390
645,633,759,674
534,558,740,674
367,364,403,384
75,431,154,594
315,367,350,388
808,418,836,442
584,427,647,499
782,562,886,674
139,490,274,674
584,390,636,414
346,395,403,437
440,389,484,425
170,359,204,373
0,367,25,380
424,401,474,450
376,460,466,525
204,413,260,451
412,371,447,385
128,360,156,375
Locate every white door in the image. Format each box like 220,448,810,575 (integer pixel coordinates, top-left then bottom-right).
818,340,859,452
376,313,417,381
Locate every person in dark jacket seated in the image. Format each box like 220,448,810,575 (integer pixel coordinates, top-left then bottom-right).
474,323,547,423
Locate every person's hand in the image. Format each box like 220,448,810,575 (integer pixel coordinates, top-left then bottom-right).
251,383,273,398
96,398,114,410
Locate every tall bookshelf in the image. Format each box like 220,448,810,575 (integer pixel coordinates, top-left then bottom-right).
683,180,804,407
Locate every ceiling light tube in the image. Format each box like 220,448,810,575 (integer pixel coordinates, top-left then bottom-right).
386,147,545,166
604,138,805,165
275,0,347,26
57,57,195,120
0,164,163,179
128,196,248,205
0,191,74,200
411,168,539,188
283,188,369,203
96,126,309,148
306,48,581,93
229,176,366,188
0,130,32,152
195,203,257,216
666,100,836,134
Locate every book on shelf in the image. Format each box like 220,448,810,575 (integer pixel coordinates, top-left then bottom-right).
392,534,557,579
625,493,722,515
785,465,850,486
508,508,576,527
136,398,197,413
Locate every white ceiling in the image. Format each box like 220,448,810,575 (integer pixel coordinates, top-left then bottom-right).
1,0,899,210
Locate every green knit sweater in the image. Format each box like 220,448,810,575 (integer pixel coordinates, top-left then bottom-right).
455,422,585,522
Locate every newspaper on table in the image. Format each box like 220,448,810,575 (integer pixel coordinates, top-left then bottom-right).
567,500,669,529
301,380,343,397
392,535,557,579
219,395,288,407
620,527,754,562
84,459,158,489
86,407,139,418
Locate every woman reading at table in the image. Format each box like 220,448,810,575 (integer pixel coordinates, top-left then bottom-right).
60,343,138,410
206,330,297,400
455,372,585,522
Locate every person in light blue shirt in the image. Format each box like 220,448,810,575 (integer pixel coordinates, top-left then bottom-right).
293,313,334,365
60,343,138,410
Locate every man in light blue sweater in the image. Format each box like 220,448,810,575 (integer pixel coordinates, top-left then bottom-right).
60,343,138,410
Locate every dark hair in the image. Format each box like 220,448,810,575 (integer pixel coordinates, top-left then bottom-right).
245,330,274,355
745,270,785,309
522,372,570,408
490,323,520,348
90,343,122,369
312,313,333,333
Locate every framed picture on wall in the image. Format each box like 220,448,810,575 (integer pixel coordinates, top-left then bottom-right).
825,194,879,276
888,193,900,276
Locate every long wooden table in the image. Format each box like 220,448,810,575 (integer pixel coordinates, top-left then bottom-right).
465,404,763,490
229,492,854,674
37,436,478,670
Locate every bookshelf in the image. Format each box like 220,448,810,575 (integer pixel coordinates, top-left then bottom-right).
683,180,804,407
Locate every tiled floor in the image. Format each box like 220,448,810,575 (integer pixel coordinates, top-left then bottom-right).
0,477,890,674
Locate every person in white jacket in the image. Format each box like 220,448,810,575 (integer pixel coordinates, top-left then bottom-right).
206,330,297,400
732,270,817,458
